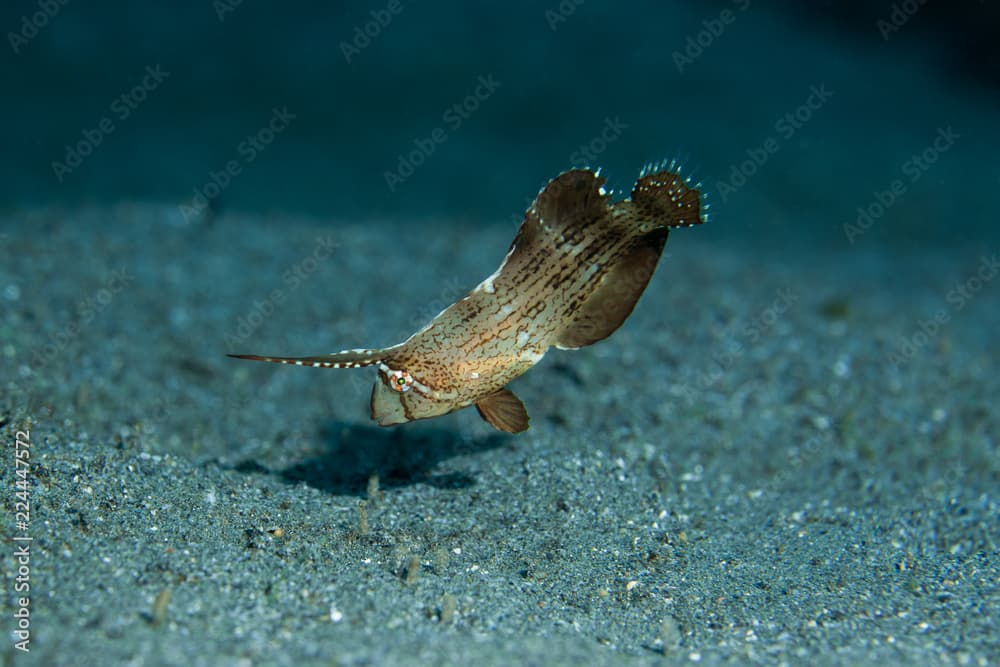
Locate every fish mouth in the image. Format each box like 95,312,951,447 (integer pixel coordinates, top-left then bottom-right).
370,379,410,426
374,413,407,427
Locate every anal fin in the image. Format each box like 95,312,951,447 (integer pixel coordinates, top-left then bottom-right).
555,228,669,349
475,388,530,433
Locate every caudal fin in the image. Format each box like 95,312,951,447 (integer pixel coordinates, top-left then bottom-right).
631,160,706,229
227,348,388,369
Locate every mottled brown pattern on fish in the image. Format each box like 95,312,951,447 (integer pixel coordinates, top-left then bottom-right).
229,161,704,433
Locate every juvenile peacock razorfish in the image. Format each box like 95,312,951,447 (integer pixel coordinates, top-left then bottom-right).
230,161,705,433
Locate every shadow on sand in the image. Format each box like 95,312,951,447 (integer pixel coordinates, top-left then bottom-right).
231,420,508,496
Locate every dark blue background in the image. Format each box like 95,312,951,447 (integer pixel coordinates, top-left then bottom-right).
2,0,997,247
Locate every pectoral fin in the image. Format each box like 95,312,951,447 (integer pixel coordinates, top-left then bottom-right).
556,228,669,349
475,388,530,433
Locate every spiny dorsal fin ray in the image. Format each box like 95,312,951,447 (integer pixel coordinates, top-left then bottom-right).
555,228,669,349
227,348,387,369
631,165,703,229
475,388,530,433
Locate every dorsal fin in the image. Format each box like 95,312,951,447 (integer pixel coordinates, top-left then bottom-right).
555,228,669,349
533,168,609,233
508,168,611,255
476,388,530,433
228,348,387,369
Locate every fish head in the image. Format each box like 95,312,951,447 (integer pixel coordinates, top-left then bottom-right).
369,362,455,426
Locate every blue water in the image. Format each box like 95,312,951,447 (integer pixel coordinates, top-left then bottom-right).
2,6,998,663
1,0,996,249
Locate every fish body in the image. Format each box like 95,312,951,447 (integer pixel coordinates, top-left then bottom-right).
231,162,704,432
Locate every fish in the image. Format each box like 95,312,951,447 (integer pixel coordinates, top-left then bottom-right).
229,161,705,433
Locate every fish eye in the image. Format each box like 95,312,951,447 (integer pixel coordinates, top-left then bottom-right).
387,369,413,392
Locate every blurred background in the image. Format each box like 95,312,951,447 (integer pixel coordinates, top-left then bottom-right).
1,0,997,247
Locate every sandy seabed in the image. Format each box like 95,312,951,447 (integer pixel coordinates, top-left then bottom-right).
0,205,997,666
